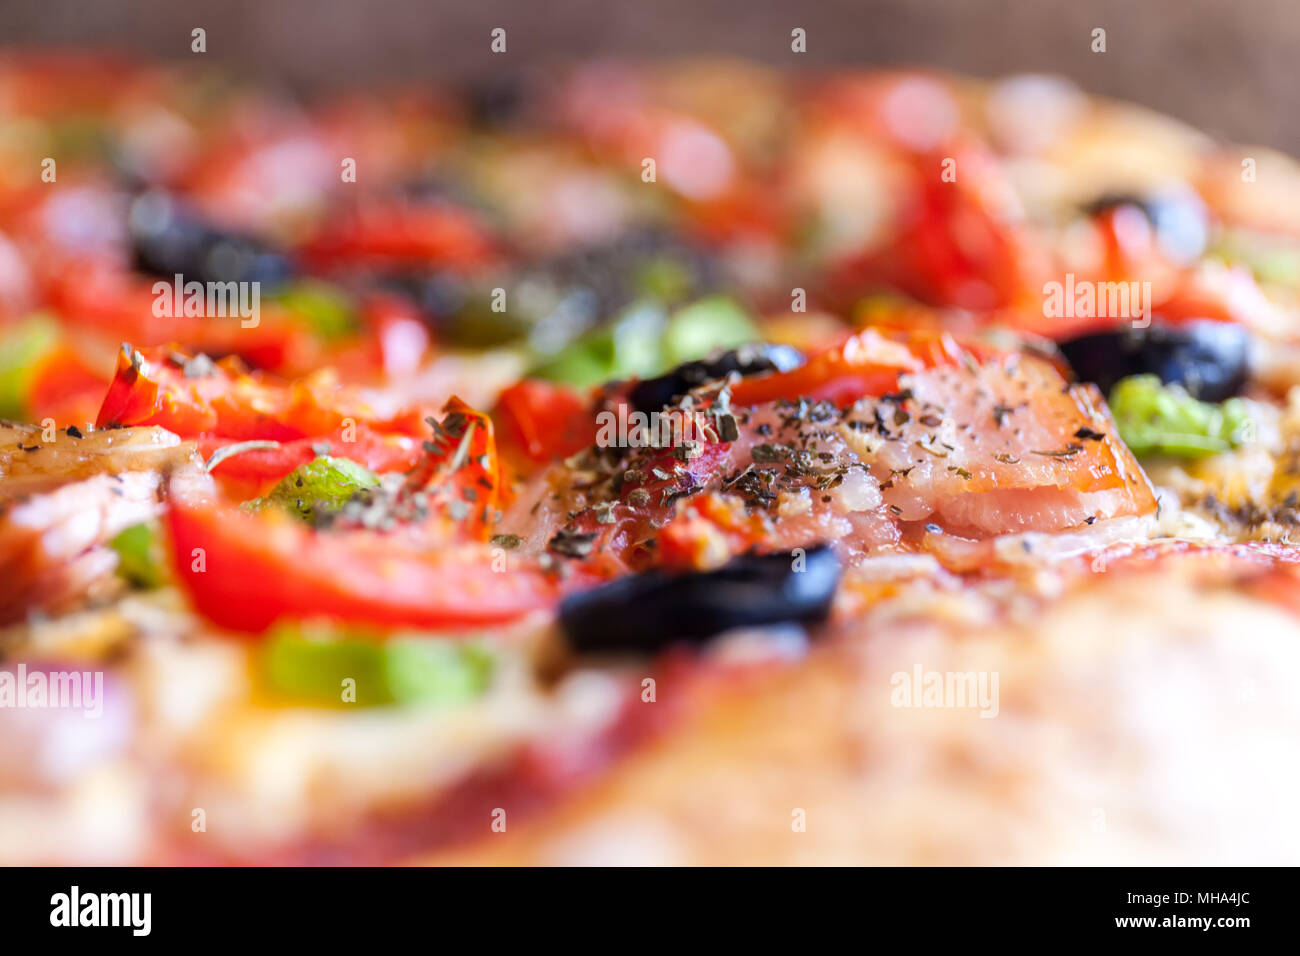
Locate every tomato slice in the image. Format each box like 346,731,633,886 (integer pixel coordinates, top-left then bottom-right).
194,430,421,485
167,494,567,634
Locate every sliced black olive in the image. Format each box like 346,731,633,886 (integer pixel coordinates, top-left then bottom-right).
1058,320,1249,402
628,343,805,412
128,191,292,287
1083,188,1210,265
558,545,840,655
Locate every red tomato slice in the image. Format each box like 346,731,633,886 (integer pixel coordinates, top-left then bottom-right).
167,494,566,634
195,430,422,485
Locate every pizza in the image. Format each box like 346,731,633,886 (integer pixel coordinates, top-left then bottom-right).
2,56,1300,865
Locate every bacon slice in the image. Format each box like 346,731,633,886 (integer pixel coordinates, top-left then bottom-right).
840,354,1156,536
499,353,1157,573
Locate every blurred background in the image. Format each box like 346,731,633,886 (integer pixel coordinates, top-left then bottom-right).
0,0,1295,152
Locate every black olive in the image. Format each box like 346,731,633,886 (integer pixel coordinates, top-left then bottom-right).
628,343,805,412
558,545,840,655
1058,320,1249,402
379,271,470,322
463,73,529,128
1083,188,1210,265
128,191,292,287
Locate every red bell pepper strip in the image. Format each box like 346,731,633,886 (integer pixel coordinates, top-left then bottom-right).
400,396,503,542
827,144,1045,314
494,379,596,465
95,344,397,438
25,343,112,426
298,202,498,273
728,326,991,407
41,258,319,375
96,344,433,486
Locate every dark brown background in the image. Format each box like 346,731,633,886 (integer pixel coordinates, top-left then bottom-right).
1,0,1294,151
